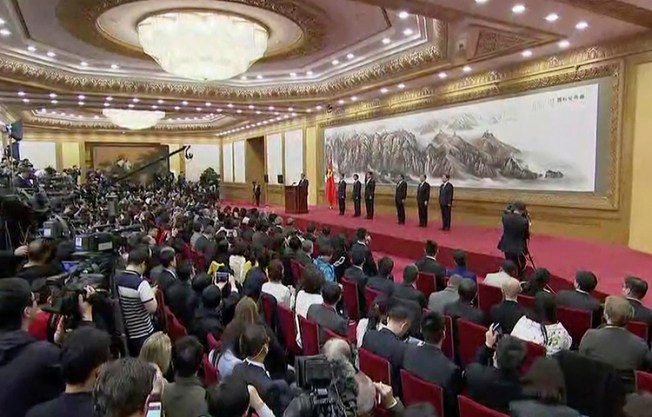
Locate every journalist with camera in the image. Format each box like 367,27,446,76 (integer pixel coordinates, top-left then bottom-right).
498,201,531,278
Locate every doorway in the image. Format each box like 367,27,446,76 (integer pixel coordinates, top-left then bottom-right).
245,136,266,204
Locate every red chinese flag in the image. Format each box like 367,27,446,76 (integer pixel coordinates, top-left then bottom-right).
325,159,337,207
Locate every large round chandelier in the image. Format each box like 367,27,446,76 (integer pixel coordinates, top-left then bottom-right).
137,11,269,81
102,109,166,130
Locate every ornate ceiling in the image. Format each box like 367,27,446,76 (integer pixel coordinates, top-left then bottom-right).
0,0,649,134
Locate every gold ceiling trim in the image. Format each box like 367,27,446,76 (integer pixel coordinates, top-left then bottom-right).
472,25,550,59
554,0,652,29
54,0,327,63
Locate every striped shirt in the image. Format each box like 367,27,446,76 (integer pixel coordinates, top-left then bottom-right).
116,271,155,340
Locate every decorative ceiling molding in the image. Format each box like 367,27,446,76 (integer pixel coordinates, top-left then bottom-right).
553,0,652,28
474,27,543,58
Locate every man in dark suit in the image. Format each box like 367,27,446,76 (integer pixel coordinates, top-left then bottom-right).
556,270,602,325
623,276,652,326
362,306,413,395
307,282,348,341
343,250,370,315
415,240,447,291
351,228,377,277
395,174,407,224
252,181,261,206
403,312,462,416
165,261,198,329
438,174,454,231
465,332,526,413
444,278,486,325
230,325,293,416
367,256,395,297
298,172,309,189
316,225,333,251
13,165,34,188
364,171,376,219
392,264,427,309
489,277,526,334
352,174,362,217
416,175,430,227
337,174,347,215
497,201,530,278
157,249,178,293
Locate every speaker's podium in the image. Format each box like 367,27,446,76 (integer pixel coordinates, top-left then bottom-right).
284,186,308,214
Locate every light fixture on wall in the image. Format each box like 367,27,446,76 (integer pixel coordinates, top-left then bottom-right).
102,109,166,130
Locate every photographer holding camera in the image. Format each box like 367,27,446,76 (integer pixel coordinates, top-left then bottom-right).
498,201,530,278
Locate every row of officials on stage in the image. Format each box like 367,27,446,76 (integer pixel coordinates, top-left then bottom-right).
337,171,454,230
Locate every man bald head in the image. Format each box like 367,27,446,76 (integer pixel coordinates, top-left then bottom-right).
502,278,522,300
322,338,352,362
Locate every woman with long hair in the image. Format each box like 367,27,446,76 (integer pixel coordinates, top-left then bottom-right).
511,292,572,356
356,295,392,347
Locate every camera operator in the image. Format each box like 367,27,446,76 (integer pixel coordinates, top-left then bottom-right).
497,201,530,278
206,376,275,417
14,164,35,188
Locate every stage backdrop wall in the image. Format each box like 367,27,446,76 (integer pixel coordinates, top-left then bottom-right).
233,141,246,183
284,129,304,185
325,81,607,193
20,141,57,169
184,144,220,182
266,133,283,184
222,142,234,182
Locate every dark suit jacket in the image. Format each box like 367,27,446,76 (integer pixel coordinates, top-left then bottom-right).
395,181,407,202
489,300,526,334
556,290,602,325
579,326,651,374
466,345,523,413
337,180,347,199
498,212,530,255
343,265,369,315
158,269,177,293
444,300,486,325
13,175,33,188
628,299,652,327
367,275,394,297
402,343,462,416
165,281,198,329
352,180,362,200
510,400,581,417
438,182,453,205
351,242,377,277
253,184,261,197
364,178,376,200
298,178,309,189
416,181,430,204
230,362,292,416
191,307,223,350
392,283,427,309
362,328,407,394
293,251,313,267
414,256,447,291
307,304,348,341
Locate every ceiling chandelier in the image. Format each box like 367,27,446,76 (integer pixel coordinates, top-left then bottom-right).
102,109,166,130
137,11,269,81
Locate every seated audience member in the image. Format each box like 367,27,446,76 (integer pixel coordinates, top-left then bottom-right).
295,264,325,320
261,259,292,307
331,234,351,281
165,260,198,328
313,244,336,282
116,246,157,355
192,285,224,350
242,250,271,301
157,249,178,292
428,274,461,314
362,305,413,394
490,277,527,334
316,225,333,251
403,311,462,415
447,249,477,281
357,295,391,348
229,242,248,284
556,270,601,315
304,222,317,242
194,225,215,259
307,282,349,339
296,239,314,266
624,393,652,417
16,239,62,284
231,324,293,416
393,264,427,309
138,331,172,380
579,295,651,391
206,377,274,417
351,227,378,277
192,272,212,297
26,327,111,417
623,276,652,326
252,221,271,249
162,336,207,417
93,358,157,417
368,256,395,297
466,332,526,413
483,260,518,289
0,278,62,417
415,240,447,290
444,278,486,325
509,357,581,417
28,278,55,341
522,268,552,296
343,249,369,314
511,291,572,356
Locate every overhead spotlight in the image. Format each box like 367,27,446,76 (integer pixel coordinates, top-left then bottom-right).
27,46,36,52
576,20,589,30
205,102,211,106
237,109,242,113
522,49,533,57
182,101,188,106
403,28,414,36
249,105,255,109
351,96,357,101
397,83,406,89
382,37,391,45
268,106,275,110
306,109,312,113
128,104,134,108
152,105,158,109
346,53,355,60
196,107,202,111
104,102,110,107
78,95,85,100
106,96,113,101
256,74,263,79
398,11,409,19
332,59,340,65
174,106,180,110
132,98,139,103
94,115,100,120
288,107,294,111
240,75,247,80
78,101,84,106
49,93,57,98
545,13,559,22
80,61,88,67
283,115,289,119
306,70,314,76
227,103,234,108
558,40,570,49
475,0,489,3
22,98,29,103
110,64,119,69
338,99,345,105
0,29,11,37
46,51,56,57
255,110,261,114
51,100,58,104
463,65,472,73
290,72,297,77
316,105,323,110
216,108,223,112
0,18,5,25
438,72,448,79
512,4,526,14
17,91,25,97
380,87,389,93
158,99,165,104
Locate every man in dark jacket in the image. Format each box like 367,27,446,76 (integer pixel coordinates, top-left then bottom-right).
367,256,395,297
352,174,362,217
392,265,427,309
415,240,447,291
0,278,63,417
623,276,652,327
337,174,347,215
556,270,602,325
498,202,530,278
444,278,486,325
351,228,377,277
165,260,198,329
192,286,223,350
307,282,349,340
489,277,527,333
343,250,370,316
395,174,408,225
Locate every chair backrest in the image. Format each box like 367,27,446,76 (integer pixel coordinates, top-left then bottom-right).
166,307,187,342
520,340,546,373
556,306,592,347
261,293,277,330
400,369,444,417
207,332,221,351
635,370,652,394
323,327,347,343
202,353,219,386
364,286,383,316
627,321,649,340
517,294,536,310
358,348,391,386
298,315,320,356
277,304,301,355
416,271,437,298
458,395,510,417
290,259,303,285
478,282,503,316
342,278,361,321
443,315,455,360
457,319,489,367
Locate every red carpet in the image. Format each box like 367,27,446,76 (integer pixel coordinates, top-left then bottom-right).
228,201,652,304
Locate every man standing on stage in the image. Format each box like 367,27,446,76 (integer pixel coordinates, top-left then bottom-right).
416,174,431,227
498,201,530,278
252,181,261,207
352,174,362,217
395,174,407,224
439,174,454,231
337,173,347,215
298,172,309,190
364,171,376,220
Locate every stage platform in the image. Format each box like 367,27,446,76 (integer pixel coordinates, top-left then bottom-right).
226,201,652,304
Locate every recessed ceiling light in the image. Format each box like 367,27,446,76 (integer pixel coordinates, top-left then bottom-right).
268,106,274,110
338,99,345,105
17,91,25,97
217,108,223,112
94,115,99,120
558,40,570,49
463,65,472,73
196,107,202,111
174,106,180,110
522,49,533,57
51,100,58,104
351,96,357,101
438,72,448,79
288,107,294,111
27,46,36,52
0,29,11,37
256,110,261,114
49,93,57,99
132,98,139,103
291,112,297,117
306,109,312,113
397,83,406,89
46,51,56,57
398,11,409,19
0,18,5,25
545,13,559,22
182,101,188,106
22,98,29,103
227,103,234,108
290,72,296,77
306,70,314,76
475,0,488,3
331,59,339,65
78,95,85,100
237,109,242,113
256,74,263,79
380,88,389,93
248,105,254,109
205,102,211,107
128,104,134,108
240,75,247,80
105,96,112,102
512,4,526,14
104,102,110,107
346,53,355,60
156,99,164,104
316,105,323,110
382,37,391,45
403,28,414,36
78,101,84,106
576,21,589,30
152,105,158,109
80,61,88,67
110,64,119,69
